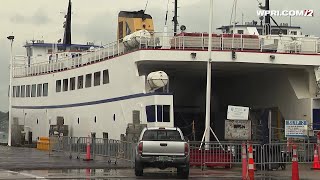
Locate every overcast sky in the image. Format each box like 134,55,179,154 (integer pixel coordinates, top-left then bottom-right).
0,0,318,112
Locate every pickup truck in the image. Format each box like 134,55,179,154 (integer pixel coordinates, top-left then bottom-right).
135,127,190,178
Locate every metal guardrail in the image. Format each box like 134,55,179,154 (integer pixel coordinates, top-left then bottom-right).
49,136,318,171
49,136,135,166
189,141,318,171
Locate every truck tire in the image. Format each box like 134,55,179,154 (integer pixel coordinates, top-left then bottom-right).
135,161,143,176
177,167,189,179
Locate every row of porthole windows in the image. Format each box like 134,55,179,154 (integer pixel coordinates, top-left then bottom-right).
76,114,116,124
12,83,48,98
56,70,109,92
34,115,116,125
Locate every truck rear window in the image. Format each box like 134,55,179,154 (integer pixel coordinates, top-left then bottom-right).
142,130,183,141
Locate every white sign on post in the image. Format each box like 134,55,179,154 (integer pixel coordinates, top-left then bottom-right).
227,105,249,120
285,120,308,138
225,120,252,140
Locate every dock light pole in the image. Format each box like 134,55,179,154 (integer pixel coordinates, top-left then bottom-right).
7,35,14,147
204,0,214,148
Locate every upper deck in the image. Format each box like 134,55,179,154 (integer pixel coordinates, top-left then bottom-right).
12,32,320,78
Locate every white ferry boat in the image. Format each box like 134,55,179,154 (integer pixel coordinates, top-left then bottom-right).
8,0,320,145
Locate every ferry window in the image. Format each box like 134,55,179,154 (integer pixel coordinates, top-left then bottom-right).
12,86,16,97
271,29,282,35
146,105,156,122
26,85,31,97
37,84,42,97
77,118,80,124
78,76,83,89
163,105,170,122
85,74,92,88
63,79,68,91
157,105,163,122
103,132,108,139
94,72,101,86
103,70,109,84
56,80,61,92
291,31,297,35
94,116,97,123
237,30,244,34
16,86,20,97
70,77,76,90
156,105,170,122
31,84,36,97
281,30,288,35
43,83,48,96
21,85,25,98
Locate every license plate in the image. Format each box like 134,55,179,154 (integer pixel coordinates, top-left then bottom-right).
158,156,171,161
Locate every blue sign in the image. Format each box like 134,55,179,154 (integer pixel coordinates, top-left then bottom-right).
285,120,307,126
285,120,308,138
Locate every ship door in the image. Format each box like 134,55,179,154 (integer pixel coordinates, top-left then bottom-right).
28,131,32,144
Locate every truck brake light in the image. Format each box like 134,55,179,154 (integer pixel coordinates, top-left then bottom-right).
138,142,143,155
184,143,189,156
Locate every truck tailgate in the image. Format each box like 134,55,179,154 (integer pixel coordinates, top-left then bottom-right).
142,141,185,156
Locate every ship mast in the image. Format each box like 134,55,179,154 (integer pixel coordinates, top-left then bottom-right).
63,0,72,45
173,0,178,36
265,0,270,35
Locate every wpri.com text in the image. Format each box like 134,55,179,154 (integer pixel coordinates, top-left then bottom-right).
257,10,314,17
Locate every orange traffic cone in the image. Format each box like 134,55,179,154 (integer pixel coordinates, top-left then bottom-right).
242,143,248,180
248,143,254,180
83,135,93,161
312,145,320,170
292,145,299,180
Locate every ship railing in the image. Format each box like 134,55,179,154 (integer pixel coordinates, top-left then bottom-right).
143,32,320,55
13,32,320,78
13,39,126,77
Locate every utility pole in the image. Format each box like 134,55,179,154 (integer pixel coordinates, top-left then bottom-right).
7,35,15,147
204,0,214,148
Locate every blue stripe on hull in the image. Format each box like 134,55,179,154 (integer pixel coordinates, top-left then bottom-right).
12,92,171,109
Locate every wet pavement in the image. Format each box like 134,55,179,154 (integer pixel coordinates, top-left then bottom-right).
0,168,285,179
0,145,129,170
1,145,320,179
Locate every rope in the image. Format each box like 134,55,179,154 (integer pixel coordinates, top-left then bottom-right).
229,0,236,25
179,123,193,129
144,0,149,13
